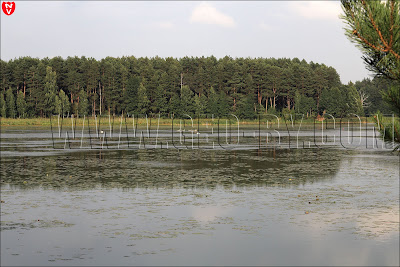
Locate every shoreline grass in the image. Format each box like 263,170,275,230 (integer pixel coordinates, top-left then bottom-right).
1,116,394,128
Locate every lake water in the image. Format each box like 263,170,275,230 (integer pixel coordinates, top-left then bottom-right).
1,126,399,266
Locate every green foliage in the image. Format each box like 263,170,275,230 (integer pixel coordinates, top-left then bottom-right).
169,93,181,116
65,56,83,112
341,0,400,80
341,0,400,147
354,77,393,114
207,86,218,116
236,95,256,119
0,93,6,117
124,76,140,115
319,85,364,117
78,89,89,116
194,93,207,115
375,111,400,151
382,83,400,116
136,83,149,114
54,95,62,116
6,88,16,118
294,91,301,114
281,108,295,117
345,84,364,115
58,89,70,116
266,107,278,115
301,97,316,116
320,87,342,116
0,55,392,118
44,66,58,115
295,91,316,116
154,85,168,114
205,86,231,117
216,91,231,117
180,85,196,116
16,91,27,118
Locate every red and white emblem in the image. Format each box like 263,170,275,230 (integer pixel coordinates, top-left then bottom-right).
2,2,16,16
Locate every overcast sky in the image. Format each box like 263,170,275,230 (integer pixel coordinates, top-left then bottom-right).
1,1,374,84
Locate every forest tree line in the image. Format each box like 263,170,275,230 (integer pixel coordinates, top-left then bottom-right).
0,56,395,119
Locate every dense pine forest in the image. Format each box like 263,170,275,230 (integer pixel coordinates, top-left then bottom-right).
0,56,395,119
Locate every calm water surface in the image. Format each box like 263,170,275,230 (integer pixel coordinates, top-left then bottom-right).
1,128,399,266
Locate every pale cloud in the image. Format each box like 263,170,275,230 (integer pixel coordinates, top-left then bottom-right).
190,2,235,27
259,22,273,32
289,1,342,21
153,21,174,29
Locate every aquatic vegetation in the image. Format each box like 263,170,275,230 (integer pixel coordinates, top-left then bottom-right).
0,128,399,266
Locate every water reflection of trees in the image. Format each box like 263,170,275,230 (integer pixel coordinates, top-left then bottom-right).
1,149,344,190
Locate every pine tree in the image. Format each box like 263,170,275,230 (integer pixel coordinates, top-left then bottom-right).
320,88,336,115
169,93,181,116
341,1,400,150
65,56,83,110
207,86,218,116
236,95,256,119
217,91,230,117
137,83,150,114
180,85,195,116
345,84,364,116
6,88,16,118
332,87,346,116
0,93,6,117
382,83,400,116
124,76,140,115
78,89,89,116
295,90,317,116
341,0,400,80
54,94,62,116
194,93,207,115
295,90,302,115
16,91,27,118
154,85,168,115
43,66,58,116
59,90,70,116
